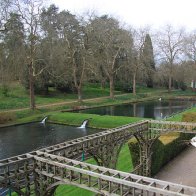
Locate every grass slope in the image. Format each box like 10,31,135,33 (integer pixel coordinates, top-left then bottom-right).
49,112,145,129
167,107,196,122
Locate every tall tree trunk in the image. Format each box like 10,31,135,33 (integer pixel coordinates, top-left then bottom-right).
168,74,172,93
109,76,114,99
29,62,35,110
101,79,106,89
77,86,82,103
132,72,136,95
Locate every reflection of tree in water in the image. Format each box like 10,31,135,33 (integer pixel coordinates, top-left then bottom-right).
143,102,155,119
133,103,137,117
134,104,145,118
110,106,115,116
79,100,196,119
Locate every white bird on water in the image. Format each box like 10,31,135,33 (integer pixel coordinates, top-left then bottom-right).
159,98,162,101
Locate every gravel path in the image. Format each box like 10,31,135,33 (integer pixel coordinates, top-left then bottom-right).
154,146,196,187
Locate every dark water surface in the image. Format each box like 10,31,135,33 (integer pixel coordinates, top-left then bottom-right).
0,123,101,160
78,99,196,119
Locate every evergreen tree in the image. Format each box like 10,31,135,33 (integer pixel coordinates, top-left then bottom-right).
141,34,155,88
3,12,25,80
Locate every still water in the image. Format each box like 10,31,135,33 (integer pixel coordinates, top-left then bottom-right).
0,123,101,160
78,99,196,119
0,99,195,160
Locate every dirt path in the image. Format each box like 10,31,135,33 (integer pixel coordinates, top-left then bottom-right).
154,146,196,187
0,95,113,113
0,90,170,114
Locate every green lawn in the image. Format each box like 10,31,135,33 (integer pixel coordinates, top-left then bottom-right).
49,112,145,129
0,82,120,110
167,107,196,122
2,82,194,111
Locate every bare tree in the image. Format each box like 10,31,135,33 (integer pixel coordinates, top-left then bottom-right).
129,28,149,95
14,0,44,109
183,31,196,90
89,16,132,98
57,11,89,101
156,25,184,92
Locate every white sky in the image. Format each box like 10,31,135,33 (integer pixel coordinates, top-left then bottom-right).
51,0,196,30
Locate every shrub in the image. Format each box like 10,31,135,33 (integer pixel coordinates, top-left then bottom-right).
151,132,192,175
182,112,196,122
0,113,16,124
1,84,10,97
128,132,192,176
179,82,187,91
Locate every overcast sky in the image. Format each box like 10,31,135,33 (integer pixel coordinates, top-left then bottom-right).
51,0,196,30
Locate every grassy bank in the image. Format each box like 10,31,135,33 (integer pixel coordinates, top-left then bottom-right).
0,82,121,111
1,89,193,126
2,82,195,112
167,107,196,122
1,81,195,126
49,112,145,129
0,91,162,126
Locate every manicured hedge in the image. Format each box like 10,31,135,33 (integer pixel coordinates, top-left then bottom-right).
151,132,192,175
128,132,193,176
182,112,196,122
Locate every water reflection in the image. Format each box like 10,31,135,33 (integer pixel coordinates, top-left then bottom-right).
0,123,101,160
78,100,196,119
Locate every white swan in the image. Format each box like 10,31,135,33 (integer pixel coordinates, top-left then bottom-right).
159,98,162,101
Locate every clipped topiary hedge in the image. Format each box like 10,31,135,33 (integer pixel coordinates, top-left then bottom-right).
128,132,193,176
151,132,192,175
182,112,196,122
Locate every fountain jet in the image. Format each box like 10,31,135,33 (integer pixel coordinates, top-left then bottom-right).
78,118,91,129
41,117,48,124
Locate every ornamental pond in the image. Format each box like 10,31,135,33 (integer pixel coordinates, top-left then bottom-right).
0,99,195,160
